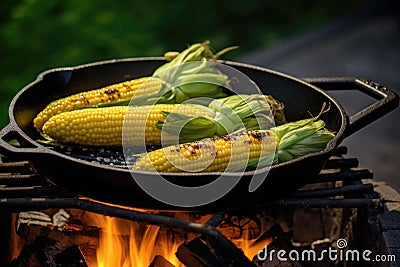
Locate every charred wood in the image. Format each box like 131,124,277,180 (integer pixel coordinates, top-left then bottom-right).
149,255,176,267
7,236,91,267
6,235,55,267
53,245,88,267
176,237,233,267
15,210,99,265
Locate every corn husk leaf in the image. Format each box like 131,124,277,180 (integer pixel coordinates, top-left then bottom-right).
154,41,214,75
157,94,275,141
130,60,229,106
209,94,272,122
154,40,238,75
127,41,237,106
276,120,335,163
247,119,335,169
284,128,335,157
272,117,317,140
277,120,326,150
156,112,218,142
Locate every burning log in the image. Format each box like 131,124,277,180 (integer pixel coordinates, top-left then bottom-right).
6,236,51,266
6,236,89,267
17,209,72,242
250,224,301,267
176,211,235,266
250,224,288,250
176,237,231,267
53,245,88,266
149,255,176,267
14,209,99,266
176,211,257,267
219,214,262,240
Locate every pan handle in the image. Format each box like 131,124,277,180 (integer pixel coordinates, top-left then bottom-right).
302,77,399,138
0,123,48,159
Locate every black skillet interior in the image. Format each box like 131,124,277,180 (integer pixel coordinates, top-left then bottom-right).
8,58,346,210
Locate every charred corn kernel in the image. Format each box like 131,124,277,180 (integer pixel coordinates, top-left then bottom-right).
133,130,278,173
33,77,163,132
41,104,213,146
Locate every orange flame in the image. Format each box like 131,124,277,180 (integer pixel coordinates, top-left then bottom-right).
88,212,267,267
92,215,183,267
233,237,273,262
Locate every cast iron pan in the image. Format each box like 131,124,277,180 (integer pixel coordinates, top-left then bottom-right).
0,58,398,211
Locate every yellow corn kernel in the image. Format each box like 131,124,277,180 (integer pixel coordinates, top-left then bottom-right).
41,104,213,146
133,130,278,172
34,77,163,132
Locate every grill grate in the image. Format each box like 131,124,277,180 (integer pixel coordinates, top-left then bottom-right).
0,146,383,267
0,146,381,210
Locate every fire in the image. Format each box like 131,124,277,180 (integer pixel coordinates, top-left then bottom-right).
87,212,268,266
234,238,272,262
233,232,273,262
91,215,183,267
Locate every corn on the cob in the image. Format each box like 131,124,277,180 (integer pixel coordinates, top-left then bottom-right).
34,41,235,132
133,118,335,173
132,130,278,173
41,104,213,146
34,77,162,132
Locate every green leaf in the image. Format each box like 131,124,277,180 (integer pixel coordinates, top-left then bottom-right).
134,41,232,105
157,112,218,142
285,128,335,156
157,94,275,142
246,119,335,167
272,117,316,139
276,149,294,162
276,122,335,163
245,153,278,170
277,120,325,150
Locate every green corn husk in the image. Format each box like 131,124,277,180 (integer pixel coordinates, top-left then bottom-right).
281,128,335,160
96,41,237,108
156,94,280,142
154,40,237,75
129,41,238,106
275,121,335,162
273,117,318,141
277,119,326,150
157,41,238,72
247,118,335,169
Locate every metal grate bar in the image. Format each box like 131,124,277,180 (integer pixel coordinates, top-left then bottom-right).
0,174,45,186
0,161,33,174
323,157,359,169
264,198,382,208
314,169,373,183
0,147,380,210
0,185,70,198
288,183,374,198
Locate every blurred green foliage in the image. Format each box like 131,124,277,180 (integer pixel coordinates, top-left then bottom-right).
0,0,367,128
